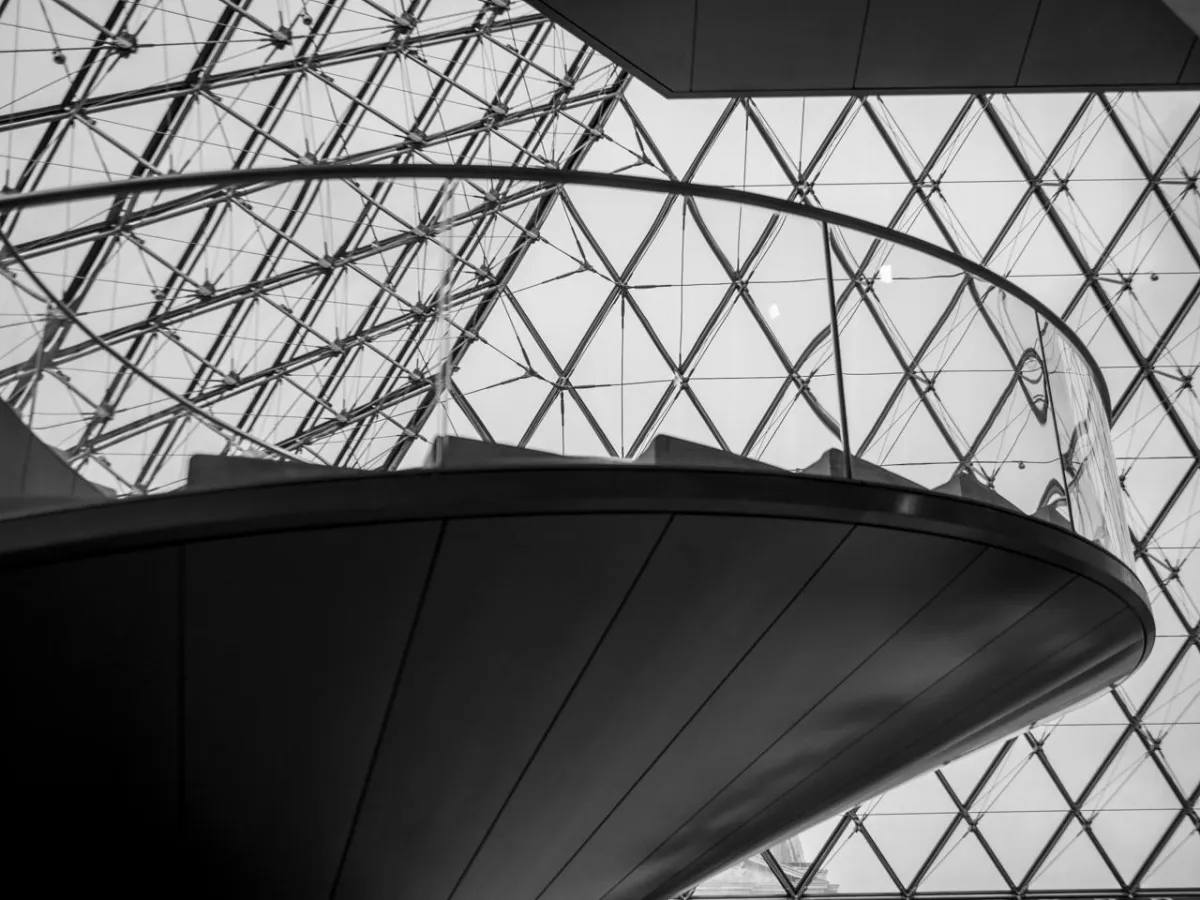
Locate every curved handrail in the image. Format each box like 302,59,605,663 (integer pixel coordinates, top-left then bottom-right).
0,163,1112,417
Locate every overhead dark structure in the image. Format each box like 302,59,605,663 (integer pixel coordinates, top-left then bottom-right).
3,435,1151,900
526,0,1200,96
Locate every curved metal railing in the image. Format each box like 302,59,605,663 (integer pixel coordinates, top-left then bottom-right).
0,166,1130,564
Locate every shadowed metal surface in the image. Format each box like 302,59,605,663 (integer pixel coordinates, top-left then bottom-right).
526,0,1200,96
2,463,1150,900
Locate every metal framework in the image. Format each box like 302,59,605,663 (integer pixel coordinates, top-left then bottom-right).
0,2,1197,898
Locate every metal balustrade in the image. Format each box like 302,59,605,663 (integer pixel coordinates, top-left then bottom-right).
0,165,1133,565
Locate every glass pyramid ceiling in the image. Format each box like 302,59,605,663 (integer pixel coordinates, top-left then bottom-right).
0,1,1197,897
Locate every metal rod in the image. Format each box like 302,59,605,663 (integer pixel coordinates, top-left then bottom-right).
823,222,854,480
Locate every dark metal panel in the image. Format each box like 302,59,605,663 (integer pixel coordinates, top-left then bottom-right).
855,0,1040,90
1179,38,1200,83
692,0,869,92
932,618,1143,770
182,523,440,900
634,578,1135,900
0,466,1141,610
540,526,984,900
0,398,107,500
0,463,1153,900
1020,0,1195,87
530,0,1198,95
451,515,853,900
5,548,181,895
336,514,670,900
526,0,695,93
667,618,1146,900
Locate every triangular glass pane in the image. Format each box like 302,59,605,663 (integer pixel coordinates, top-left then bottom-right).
1135,557,1194,639
628,205,731,367
1159,291,1200,371
653,389,718,449
855,379,960,491
1143,644,1200,730
876,94,970,177
766,834,820,889
1001,207,1087,317
993,93,1088,173
1173,555,1200,630
977,810,1066,885
864,812,955,888
871,252,966,358
940,180,1032,260
744,112,798,200
461,294,557,387
1041,722,1126,801
690,295,784,381
747,281,832,369
511,198,602,287
788,812,846,880
937,101,1026,185
752,96,853,175
1081,733,1177,814
1061,108,1145,183
1119,635,1185,714
525,391,610,458
691,197,778,274
1066,177,1149,265
457,376,552,448
1159,723,1200,796
1153,469,1195,541
1143,817,1200,888
1092,809,1177,883
872,771,959,815
811,101,908,190
1118,434,1195,546
512,266,616,369
817,185,913,244
1107,222,1197,340
919,819,1009,892
563,184,668,275
1029,818,1119,890
815,824,899,893
692,102,786,192
1166,179,1200,249
1111,91,1200,170
622,80,729,179
570,99,659,177
752,382,844,472
579,383,669,459
689,376,787,457
629,197,728,286
572,298,673,398
977,748,1068,814
942,741,1007,804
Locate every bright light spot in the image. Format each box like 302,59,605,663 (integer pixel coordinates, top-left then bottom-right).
880,264,893,283
768,303,781,320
